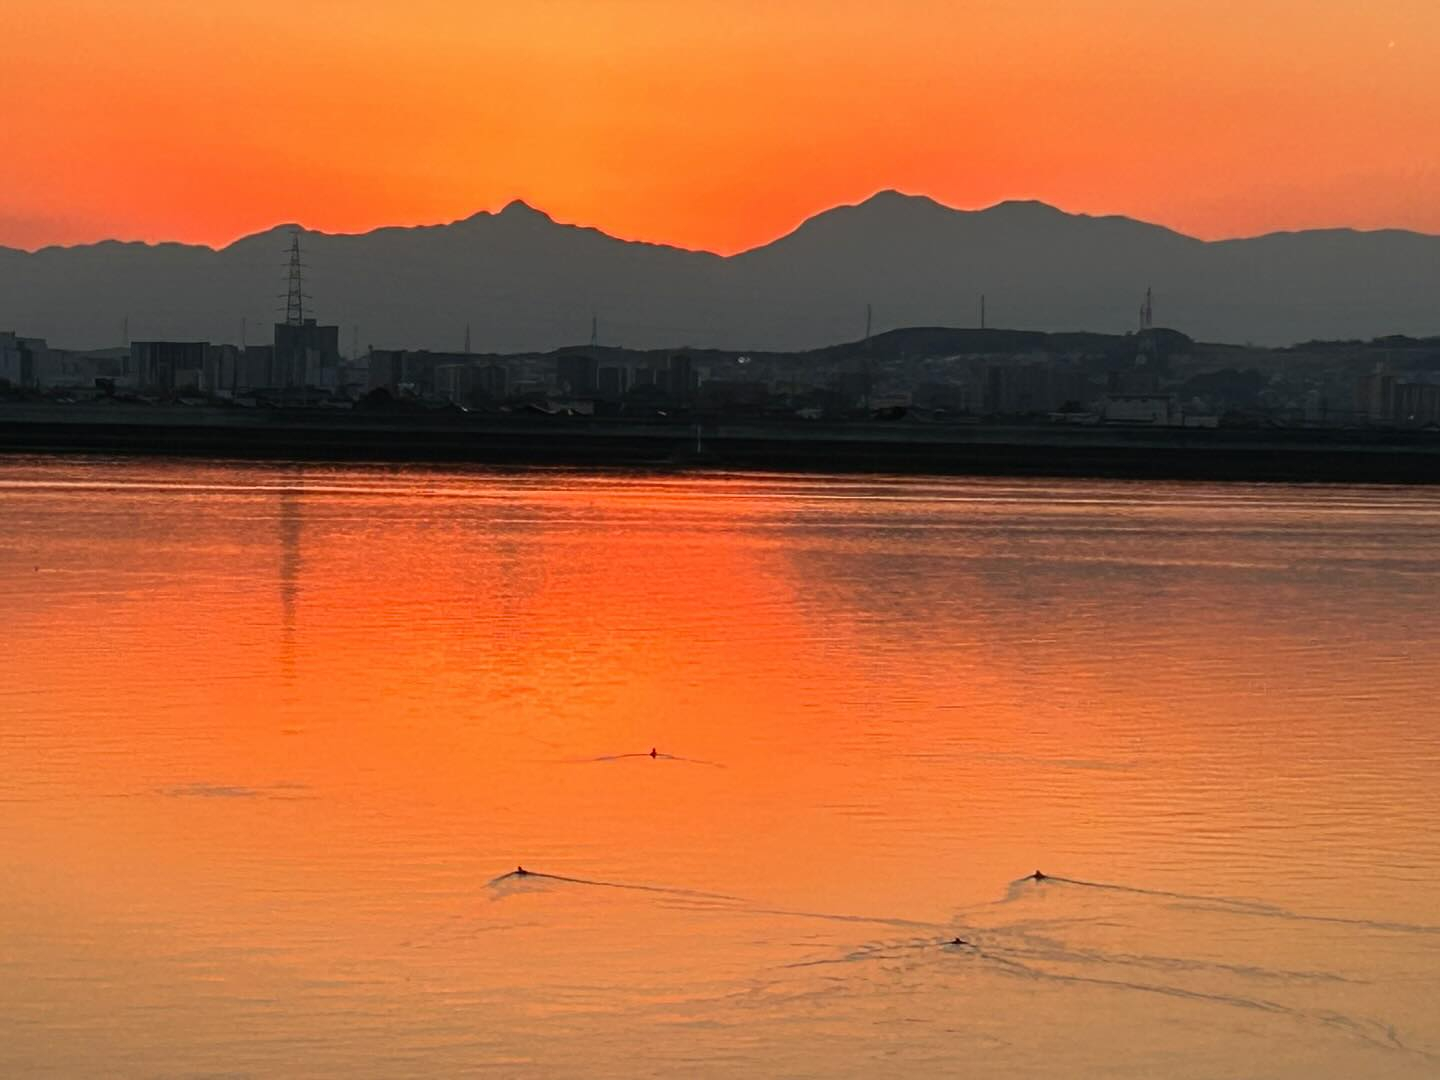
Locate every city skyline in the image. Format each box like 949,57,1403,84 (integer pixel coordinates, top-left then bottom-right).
3,0,1438,252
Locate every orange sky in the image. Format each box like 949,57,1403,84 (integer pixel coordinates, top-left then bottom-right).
3,0,1437,252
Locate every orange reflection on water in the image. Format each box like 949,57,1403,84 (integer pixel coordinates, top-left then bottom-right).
3,461,1440,1077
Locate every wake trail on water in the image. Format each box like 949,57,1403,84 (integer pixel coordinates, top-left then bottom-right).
783,937,966,969
781,919,1361,989
486,869,951,932
565,752,727,768
453,867,1438,1062
1003,873,1440,936
748,906,951,932
776,914,1429,1061
977,952,1430,1061
486,869,744,903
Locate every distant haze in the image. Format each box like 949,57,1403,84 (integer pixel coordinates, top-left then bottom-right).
3,192,1438,352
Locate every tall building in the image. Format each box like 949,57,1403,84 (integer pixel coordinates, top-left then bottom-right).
476,362,509,401
0,332,38,388
1355,371,1397,423
240,345,277,390
669,354,695,404
273,320,341,389
367,349,406,393
1395,380,1440,426
131,341,207,392
434,363,474,403
596,365,628,399
204,344,243,394
556,354,598,396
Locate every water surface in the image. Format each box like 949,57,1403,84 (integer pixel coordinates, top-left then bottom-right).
3,457,1439,1078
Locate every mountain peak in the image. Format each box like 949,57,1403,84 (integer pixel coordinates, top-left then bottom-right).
995,199,1092,223
498,198,550,221
452,199,554,230
857,189,945,210
767,189,954,246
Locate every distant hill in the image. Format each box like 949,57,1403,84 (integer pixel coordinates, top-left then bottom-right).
3,192,1438,351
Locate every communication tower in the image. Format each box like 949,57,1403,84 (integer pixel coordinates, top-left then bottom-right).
283,230,310,327
1136,286,1159,369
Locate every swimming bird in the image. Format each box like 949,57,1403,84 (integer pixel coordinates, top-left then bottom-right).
950,937,969,946
650,747,658,758
515,866,529,877
1031,870,1047,882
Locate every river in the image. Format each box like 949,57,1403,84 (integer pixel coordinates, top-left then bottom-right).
3,457,1438,1078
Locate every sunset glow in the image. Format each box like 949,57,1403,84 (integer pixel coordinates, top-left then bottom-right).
3,0,1438,252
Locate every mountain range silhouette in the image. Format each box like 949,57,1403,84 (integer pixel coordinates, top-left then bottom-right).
3,191,1437,351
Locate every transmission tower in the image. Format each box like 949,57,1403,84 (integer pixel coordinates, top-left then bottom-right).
283,230,310,327
1139,287,1154,332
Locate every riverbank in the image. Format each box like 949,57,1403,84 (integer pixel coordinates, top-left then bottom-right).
3,403,1439,483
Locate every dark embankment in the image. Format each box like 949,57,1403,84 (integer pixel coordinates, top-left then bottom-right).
3,404,1440,483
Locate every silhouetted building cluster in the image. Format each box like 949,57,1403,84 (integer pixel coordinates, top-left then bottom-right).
1355,370,1440,426
123,324,347,399
1,332,129,391
367,349,516,403
7,304,1440,431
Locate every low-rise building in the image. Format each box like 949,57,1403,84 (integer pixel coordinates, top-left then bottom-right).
1103,393,1174,425
41,347,128,390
